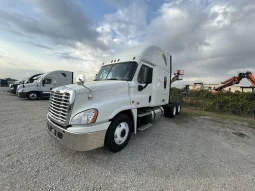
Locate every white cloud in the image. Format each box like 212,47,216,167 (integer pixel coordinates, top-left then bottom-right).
97,0,255,87
97,0,147,51
209,5,236,27
0,40,105,81
0,0,112,81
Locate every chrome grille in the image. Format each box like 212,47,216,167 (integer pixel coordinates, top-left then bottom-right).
48,91,70,124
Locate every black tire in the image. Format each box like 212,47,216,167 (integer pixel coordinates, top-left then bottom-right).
169,104,176,118
163,103,176,118
176,103,181,115
27,91,39,100
105,114,132,153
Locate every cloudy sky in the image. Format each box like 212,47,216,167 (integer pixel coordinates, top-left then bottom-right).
0,0,255,87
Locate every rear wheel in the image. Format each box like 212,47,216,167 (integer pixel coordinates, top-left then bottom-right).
105,114,132,152
163,103,176,118
170,104,177,118
27,92,39,100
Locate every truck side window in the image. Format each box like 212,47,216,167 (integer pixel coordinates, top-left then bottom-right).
162,54,167,66
138,65,153,84
44,79,52,84
164,76,167,89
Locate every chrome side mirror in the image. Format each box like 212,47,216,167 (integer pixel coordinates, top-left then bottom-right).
76,74,86,85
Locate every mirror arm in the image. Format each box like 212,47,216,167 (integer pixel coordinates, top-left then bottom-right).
79,79,92,92
138,83,149,91
143,83,149,89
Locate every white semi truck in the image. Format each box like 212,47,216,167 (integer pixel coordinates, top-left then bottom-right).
17,70,73,100
46,45,181,152
9,73,43,94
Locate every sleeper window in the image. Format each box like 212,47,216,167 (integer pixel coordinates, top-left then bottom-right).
44,79,52,84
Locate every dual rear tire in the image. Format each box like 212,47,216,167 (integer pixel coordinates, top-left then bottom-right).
163,102,181,118
176,103,181,115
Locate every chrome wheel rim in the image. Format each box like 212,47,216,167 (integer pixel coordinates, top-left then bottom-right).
114,122,129,145
173,106,176,115
29,93,37,100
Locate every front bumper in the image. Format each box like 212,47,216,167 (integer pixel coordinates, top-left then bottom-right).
9,88,16,94
46,114,109,151
17,91,26,98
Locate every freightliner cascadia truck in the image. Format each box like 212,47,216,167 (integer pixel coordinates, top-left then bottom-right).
17,70,73,100
46,45,181,152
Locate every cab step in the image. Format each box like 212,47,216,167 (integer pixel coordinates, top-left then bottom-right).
138,123,153,131
137,111,151,117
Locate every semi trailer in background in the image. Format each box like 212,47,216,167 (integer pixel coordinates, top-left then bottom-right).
0,79,8,87
17,70,73,100
9,73,43,94
46,45,182,153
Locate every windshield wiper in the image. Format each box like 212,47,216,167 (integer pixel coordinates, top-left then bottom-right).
106,78,118,80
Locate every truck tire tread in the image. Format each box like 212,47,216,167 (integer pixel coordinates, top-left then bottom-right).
105,113,132,153
27,91,39,100
176,102,181,115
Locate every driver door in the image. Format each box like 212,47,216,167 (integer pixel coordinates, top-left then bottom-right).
41,78,54,97
134,62,153,108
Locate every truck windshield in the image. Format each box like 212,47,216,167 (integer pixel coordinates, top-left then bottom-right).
31,76,41,83
34,75,43,83
95,61,137,81
22,79,28,83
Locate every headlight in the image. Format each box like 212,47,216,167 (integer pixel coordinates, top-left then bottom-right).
71,109,98,125
18,89,24,92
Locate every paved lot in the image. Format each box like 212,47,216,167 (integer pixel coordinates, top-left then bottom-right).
0,87,255,191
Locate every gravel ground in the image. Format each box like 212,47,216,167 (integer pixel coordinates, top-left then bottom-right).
0,87,255,191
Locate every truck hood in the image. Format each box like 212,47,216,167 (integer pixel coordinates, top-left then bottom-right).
62,80,129,94
18,83,37,90
68,81,133,123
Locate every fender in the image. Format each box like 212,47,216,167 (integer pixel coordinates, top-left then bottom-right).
109,108,138,134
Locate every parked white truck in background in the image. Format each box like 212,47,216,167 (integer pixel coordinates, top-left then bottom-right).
17,70,73,100
9,73,43,94
46,45,181,152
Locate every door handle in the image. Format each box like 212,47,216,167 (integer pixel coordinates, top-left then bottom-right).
149,96,151,103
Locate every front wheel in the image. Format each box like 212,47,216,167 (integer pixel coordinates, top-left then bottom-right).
27,92,39,100
105,114,132,152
